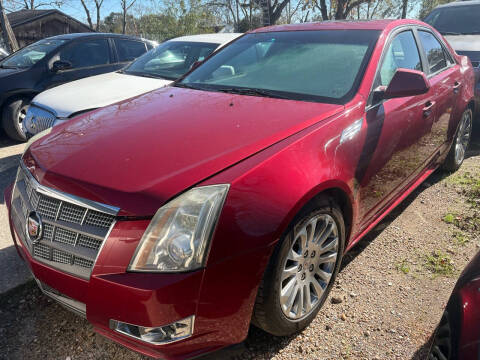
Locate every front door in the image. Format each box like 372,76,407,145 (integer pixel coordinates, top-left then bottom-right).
357,29,435,227
44,38,117,90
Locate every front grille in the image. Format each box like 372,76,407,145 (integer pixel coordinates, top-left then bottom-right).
24,105,57,135
11,164,119,279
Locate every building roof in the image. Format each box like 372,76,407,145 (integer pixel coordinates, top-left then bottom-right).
6,9,91,30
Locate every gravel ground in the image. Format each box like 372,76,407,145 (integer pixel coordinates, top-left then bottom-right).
0,129,479,360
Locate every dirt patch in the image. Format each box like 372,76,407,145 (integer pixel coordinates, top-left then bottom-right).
1,134,479,360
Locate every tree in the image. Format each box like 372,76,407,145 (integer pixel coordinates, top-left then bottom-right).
79,0,104,31
121,0,137,34
255,0,291,25
0,0,18,52
307,0,373,20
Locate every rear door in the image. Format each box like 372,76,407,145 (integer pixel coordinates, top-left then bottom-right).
358,28,434,224
45,38,116,89
416,28,462,156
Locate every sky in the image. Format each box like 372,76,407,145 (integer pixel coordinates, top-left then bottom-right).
8,0,422,27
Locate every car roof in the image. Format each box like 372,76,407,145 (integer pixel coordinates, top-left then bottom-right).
251,19,425,32
170,33,243,44
434,0,480,8
45,32,151,42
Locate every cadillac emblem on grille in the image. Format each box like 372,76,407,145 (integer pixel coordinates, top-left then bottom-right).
26,211,43,244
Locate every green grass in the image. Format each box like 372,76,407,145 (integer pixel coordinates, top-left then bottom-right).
443,213,457,224
452,231,469,246
396,260,410,274
447,172,480,207
424,251,454,276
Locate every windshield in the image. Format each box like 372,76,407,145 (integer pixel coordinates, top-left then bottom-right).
179,30,379,104
123,41,219,80
1,39,66,69
424,5,480,35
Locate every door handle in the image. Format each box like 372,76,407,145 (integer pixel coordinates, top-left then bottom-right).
423,100,435,118
453,81,461,94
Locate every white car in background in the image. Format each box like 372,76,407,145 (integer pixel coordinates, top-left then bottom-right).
24,33,242,137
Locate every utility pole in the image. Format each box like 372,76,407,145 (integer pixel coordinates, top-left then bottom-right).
0,0,18,53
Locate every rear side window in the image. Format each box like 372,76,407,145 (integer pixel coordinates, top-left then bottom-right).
115,39,147,62
418,31,448,74
379,30,422,86
59,39,110,69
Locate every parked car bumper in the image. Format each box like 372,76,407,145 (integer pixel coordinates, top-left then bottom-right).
4,183,272,359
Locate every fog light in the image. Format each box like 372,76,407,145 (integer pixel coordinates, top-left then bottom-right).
110,316,194,344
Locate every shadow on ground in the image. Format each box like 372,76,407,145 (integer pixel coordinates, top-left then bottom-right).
0,154,21,204
0,246,31,293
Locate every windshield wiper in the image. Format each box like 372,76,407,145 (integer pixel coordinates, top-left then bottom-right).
0,64,17,69
214,87,291,100
174,82,206,90
122,70,165,79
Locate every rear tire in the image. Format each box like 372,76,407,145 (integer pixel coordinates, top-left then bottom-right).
442,108,472,172
2,97,30,141
252,197,345,336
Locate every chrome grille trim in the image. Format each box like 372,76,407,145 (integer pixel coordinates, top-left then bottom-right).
11,162,119,279
24,105,57,135
35,279,86,318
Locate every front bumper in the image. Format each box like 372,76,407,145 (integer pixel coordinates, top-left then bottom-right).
5,184,273,359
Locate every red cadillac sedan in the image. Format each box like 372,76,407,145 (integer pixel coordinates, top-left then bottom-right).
5,19,475,359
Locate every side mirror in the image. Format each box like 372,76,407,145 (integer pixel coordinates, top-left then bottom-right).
381,68,430,100
52,60,72,72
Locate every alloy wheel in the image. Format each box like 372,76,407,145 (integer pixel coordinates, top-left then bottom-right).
280,214,339,320
454,110,472,165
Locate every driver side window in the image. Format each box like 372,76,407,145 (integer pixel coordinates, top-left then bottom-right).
59,39,111,69
379,30,423,87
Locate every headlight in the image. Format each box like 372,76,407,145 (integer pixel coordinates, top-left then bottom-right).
129,184,229,272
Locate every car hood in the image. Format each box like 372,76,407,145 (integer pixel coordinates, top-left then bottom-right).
33,72,172,118
444,35,480,52
27,87,344,216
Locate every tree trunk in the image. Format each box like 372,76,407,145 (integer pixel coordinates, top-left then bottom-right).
95,1,102,31
80,0,94,29
0,0,18,52
318,0,329,20
122,0,126,34
401,0,408,18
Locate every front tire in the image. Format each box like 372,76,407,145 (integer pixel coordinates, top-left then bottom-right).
442,108,472,172
252,198,345,336
2,97,30,141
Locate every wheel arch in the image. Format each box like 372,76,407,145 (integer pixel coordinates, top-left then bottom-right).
0,90,38,114
283,181,355,250
467,98,475,114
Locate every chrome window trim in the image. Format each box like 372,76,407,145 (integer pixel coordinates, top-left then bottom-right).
20,162,119,216
365,25,422,110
